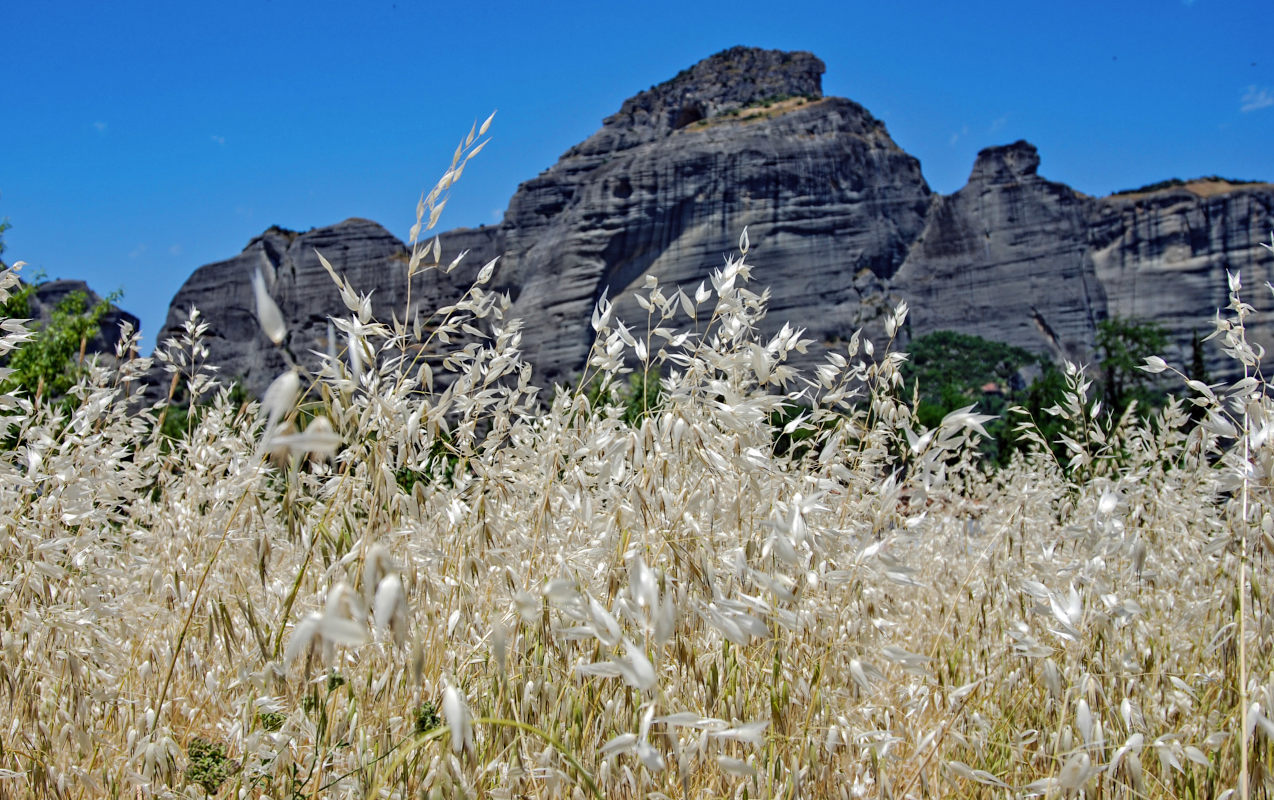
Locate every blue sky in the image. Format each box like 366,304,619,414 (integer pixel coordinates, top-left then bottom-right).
4,0,1271,349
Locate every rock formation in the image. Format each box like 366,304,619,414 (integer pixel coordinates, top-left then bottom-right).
487,47,931,383
892,141,1106,363
893,144,1274,379
1089,181,1274,378
156,47,1274,395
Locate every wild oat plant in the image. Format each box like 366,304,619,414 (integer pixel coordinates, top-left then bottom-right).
1,123,1273,799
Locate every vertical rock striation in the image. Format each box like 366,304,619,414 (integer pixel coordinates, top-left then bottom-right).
488,46,931,382
154,47,1274,395
1088,183,1274,377
892,141,1106,362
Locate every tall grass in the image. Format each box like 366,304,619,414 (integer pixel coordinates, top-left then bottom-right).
0,128,1271,799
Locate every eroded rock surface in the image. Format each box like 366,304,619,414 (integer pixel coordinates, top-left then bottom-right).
1089,183,1274,377
155,47,1274,394
893,141,1106,363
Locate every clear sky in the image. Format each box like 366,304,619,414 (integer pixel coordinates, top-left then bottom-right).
4,0,1271,350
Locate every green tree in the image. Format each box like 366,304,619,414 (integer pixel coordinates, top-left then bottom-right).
1,286,117,401
903,331,1035,405
901,331,1039,462
1188,329,1208,384
1095,316,1168,413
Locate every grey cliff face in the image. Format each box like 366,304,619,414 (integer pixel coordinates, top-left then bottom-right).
491,88,931,383
155,47,1274,395
160,218,502,395
481,45,931,383
1089,184,1274,378
162,220,403,390
893,141,1107,362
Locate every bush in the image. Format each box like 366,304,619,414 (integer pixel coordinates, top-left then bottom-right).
0,279,119,402
901,330,1042,462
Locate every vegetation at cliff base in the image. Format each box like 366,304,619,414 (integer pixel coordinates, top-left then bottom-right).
903,321,1173,464
0,126,1271,799
0,275,120,405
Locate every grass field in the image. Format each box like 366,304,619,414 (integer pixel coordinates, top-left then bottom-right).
1,127,1272,799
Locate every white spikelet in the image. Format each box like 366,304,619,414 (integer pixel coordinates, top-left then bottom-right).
630,557,658,610
616,639,657,691
348,328,363,385
373,574,409,645
251,266,287,345
269,415,341,459
588,595,622,647
442,684,474,755
258,368,299,455
362,544,396,606
284,613,321,666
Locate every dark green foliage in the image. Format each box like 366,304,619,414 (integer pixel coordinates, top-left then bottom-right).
1,285,118,401
257,711,286,732
900,323,1172,467
0,216,10,262
769,403,836,460
414,701,442,734
903,331,1035,437
186,737,233,795
903,331,1035,408
1095,316,1169,413
901,331,1057,463
620,371,662,425
159,382,251,444
395,429,460,491
0,274,35,319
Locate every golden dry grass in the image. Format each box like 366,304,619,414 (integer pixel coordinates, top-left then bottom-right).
1,127,1272,799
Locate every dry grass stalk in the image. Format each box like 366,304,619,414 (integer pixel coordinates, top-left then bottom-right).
0,137,1271,800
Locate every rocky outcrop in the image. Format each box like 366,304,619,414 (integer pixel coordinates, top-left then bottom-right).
155,47,1274,395
895,148,1274,374
158,219,507,391
159,47,933,392
892,141,1106,362
161,221,394,388
565,46,826,155
489,74,932,383
1088,182,1274,378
